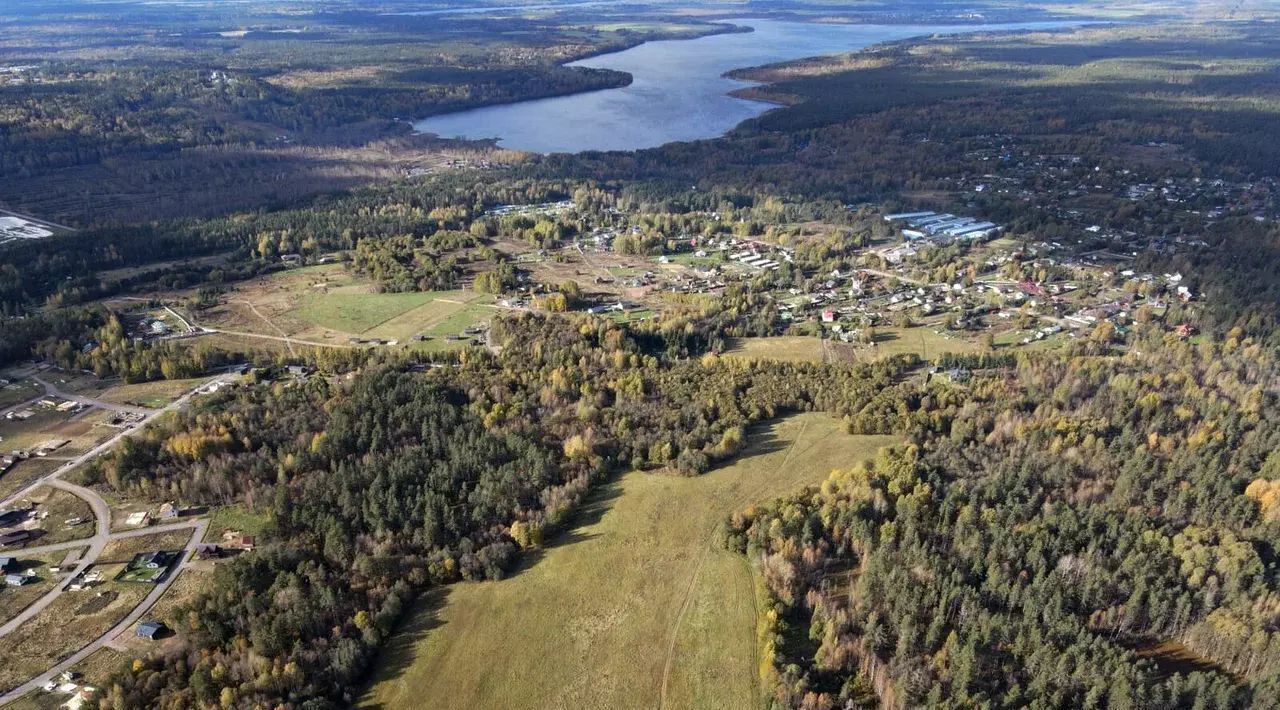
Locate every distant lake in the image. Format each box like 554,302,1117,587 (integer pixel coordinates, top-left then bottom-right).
383,1,610,16
413,19,1077,153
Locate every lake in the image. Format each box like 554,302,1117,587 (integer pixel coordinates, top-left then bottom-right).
383,1,611,16
413,19,1076,153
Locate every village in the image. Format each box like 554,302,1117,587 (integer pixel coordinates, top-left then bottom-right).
0,175,1245,704
0,362,276,707
502,196,1208,358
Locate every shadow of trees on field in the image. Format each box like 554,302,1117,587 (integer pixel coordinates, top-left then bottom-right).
362,419,804,704
741,422,789,459
359,586,453,708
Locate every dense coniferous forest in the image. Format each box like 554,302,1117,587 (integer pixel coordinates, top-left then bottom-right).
724,335,1280,708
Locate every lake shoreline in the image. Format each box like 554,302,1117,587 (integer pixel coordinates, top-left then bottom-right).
413,18,1087,153
406,22,748,124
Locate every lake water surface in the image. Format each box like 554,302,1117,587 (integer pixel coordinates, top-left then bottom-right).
413,19,1075,153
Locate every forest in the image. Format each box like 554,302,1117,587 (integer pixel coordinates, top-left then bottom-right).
0,0,735,224
724,331,1280,708
79,313,918,708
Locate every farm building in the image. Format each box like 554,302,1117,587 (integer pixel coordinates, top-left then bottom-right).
0,529,33,547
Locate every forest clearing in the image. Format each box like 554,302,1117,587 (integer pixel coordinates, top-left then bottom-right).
361,414,897,710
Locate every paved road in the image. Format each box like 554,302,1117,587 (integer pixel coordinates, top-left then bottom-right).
0,480,111,639
32,375,154,417
0,520,208,706
0,517,208,639
0,376,227,637
0,377,218,512
0,375,228,704
1,537,91,558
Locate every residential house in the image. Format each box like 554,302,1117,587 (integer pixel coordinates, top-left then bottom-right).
138,551,170,569
136,620,168,640
222,530,256,551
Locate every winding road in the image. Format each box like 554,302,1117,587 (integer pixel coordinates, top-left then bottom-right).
0,480,113,639
0,374,230,706
0,374,221,511
231,300,297,356
0,519,208,706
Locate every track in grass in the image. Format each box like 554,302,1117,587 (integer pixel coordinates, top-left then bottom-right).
360,413,896,710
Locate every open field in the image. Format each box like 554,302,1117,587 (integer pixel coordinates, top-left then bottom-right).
22,487,94,546
0,411,78,454
0,584,147,694
361,414,897,710
97,377,207,409
0,460,61,503
726,327,980,365
205,504,271,543
98,531,193,572
7,646,130,710
724,335,830,362
0,552,69,627
0,380,42,409
294,291,439,335
865,326,983,360
179,332,296,358
35,370,111,400
106,499,164,535
0,408,116,461
294,289,498,345
95,253,234,285
115,551,179,584
7,564,211,706
192,264,499,349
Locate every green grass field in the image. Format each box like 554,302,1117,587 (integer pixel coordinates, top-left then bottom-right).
360,414,896,710
292,290,496,343
205,504,272,543
867,326,982,359
115,551,177,584
724,335,826,362
0,380,42,409
293,291,437,334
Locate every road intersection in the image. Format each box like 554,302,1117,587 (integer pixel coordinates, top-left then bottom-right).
0,373,231,705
